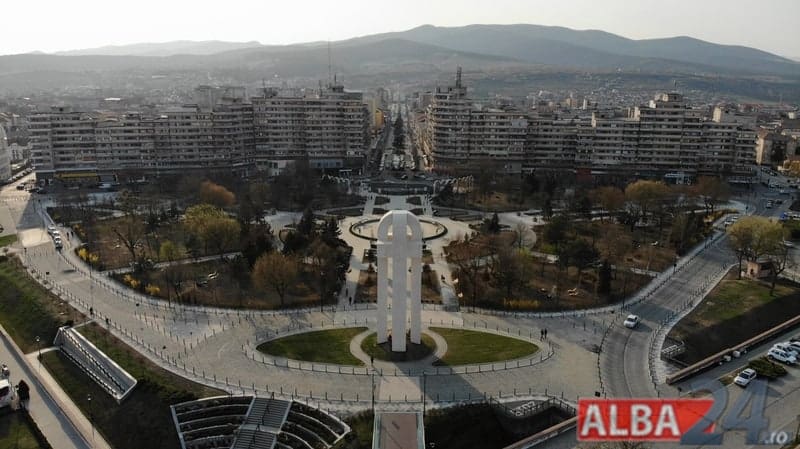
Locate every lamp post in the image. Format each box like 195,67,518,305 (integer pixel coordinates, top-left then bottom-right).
87,393,94,446
422,372,427,418
35,336,41,371
371,369,376,414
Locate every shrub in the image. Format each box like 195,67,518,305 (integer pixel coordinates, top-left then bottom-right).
747,357,788,379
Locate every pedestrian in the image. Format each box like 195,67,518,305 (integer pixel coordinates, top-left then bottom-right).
16,380,30,410
544,328,548,339
539,329,543,340
370,355,374,366
349,296,352,305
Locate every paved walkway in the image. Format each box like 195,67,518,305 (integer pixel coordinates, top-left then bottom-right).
0,325,111,449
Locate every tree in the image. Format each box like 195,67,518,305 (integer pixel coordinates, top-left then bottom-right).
199,180,236,209
112,206,146,270
486,212,501,234
297,207,316,238
624,180,670,231
561,239,599,286
252,252,299,306
159,240,186,304
392,116,405,149
597,259,612,296
692,176,730,215
447,235,486,309
727,216,786,286
320,217,341,246
241,223,274,267
489,244,527,301
593,186,625,222
308,238,340,309
184,204,241,257
514,222,532,250
542,215,570,250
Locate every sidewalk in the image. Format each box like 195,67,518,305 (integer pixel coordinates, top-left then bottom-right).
0,324,112,449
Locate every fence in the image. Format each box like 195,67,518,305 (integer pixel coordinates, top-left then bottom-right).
247,320,555,377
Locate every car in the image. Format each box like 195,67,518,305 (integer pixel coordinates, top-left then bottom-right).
787,341,800,353
784,240,795,248
767,348,797,364
623,314,640,329
773,342,799,356
51,230,60,238
47,225,56,235
0,379,13,409
15,184,25,190
733,368,756,387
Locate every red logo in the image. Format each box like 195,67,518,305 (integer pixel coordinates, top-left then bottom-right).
577,399,714,442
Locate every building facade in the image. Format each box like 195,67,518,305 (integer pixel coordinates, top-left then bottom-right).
417,76,757,181
0,126,11,182
29,85,369,181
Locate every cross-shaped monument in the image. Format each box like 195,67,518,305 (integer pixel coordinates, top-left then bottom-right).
376,210,423,352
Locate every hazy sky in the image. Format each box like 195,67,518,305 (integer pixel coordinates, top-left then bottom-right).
4,0,798,57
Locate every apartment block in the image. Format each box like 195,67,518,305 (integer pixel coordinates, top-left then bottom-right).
29,84,369,181
419,76,757,181
252,85,369,175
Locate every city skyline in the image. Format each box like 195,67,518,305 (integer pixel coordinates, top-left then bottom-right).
4,0,799,58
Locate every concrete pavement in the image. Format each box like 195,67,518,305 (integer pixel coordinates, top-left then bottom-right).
0,324,111,449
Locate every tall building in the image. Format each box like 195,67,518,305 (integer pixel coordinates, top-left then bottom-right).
252,84,369,175
0,126,11,182
424,68,528,174
29,84,370,181
418,78,757,181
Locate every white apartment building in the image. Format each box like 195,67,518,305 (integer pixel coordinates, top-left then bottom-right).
252,84,369,175
29,85,370,181
421,80,757,181
424,69,527,173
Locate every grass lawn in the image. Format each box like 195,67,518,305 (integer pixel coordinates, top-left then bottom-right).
430,328,538,366
41,323,222,449
0,234,17,247
0,409,51,449
360,333,436,362
0,257,81,352
669,272,800,364
257,327,367,366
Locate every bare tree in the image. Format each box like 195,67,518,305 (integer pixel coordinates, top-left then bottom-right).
252,252,300,306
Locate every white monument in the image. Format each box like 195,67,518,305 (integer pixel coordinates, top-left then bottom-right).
376,210,423,352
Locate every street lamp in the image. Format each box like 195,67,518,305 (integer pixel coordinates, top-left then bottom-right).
87,394,95,445
35,336,41,371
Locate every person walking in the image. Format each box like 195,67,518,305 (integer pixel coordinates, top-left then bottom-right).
16,380,30,410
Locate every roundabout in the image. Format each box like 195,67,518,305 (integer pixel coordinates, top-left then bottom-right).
349,217,448,241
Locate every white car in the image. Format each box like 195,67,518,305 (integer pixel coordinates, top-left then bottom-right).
787,341,800,354
768,348,797,364
47,225,56,235
623,314,640,329
773,342,799,357
733,368,756,387
0,379,13,409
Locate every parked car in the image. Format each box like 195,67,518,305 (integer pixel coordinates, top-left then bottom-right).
47,225,56,235
773,342,799,356
787,341,800,353
767,348,797,364
0,379,13,409
733,368,756,387
623,314,640,329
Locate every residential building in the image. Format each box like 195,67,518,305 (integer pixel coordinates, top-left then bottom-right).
418,77,758,181
28,84,370,181
252,84,369,175
0,126,10,182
